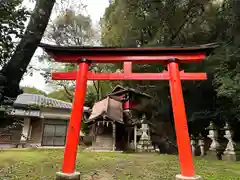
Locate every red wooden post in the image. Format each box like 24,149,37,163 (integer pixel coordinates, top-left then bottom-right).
167,59,195,177
123,62,132,73
61,59,90,173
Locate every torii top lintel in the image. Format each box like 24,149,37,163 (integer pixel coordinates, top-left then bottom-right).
39,43,218,64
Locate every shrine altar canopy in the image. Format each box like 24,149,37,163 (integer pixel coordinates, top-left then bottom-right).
39,43,218,180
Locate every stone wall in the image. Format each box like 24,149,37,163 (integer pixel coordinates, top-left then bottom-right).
0,119,22,148
0,129,21,148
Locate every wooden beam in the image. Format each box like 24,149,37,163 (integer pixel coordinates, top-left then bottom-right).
51,53,206,63
123,62,132,73
52,71,207,81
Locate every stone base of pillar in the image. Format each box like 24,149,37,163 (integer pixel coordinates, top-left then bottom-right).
175,174,202,180
222,152,240,161
17,141,27,148
56,172,80,180
206,150,222,160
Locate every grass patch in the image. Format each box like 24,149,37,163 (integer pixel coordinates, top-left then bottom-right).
0,149,239,180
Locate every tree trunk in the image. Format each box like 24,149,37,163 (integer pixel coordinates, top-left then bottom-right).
0,0,55,103
233,0,240,45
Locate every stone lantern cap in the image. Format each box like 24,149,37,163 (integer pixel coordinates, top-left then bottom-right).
223,122,231,130
198,133,204,140
206,121,218,130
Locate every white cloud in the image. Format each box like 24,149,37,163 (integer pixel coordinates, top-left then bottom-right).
20,0,110,93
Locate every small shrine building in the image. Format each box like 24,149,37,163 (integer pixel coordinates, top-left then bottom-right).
85,85,153,151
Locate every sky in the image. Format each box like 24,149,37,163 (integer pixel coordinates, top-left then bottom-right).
19,0,110,93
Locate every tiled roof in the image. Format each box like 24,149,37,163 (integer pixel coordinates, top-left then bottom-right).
10,109,41,117
13,93,89,111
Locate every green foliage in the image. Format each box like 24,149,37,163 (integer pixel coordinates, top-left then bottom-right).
100,0,240,130
85,85,97,107
22,87,47,96
89,63,120,101
0,150,239,179
0,0,30,65
47,89,73,102
45,9,94,46
80,120,88,133
102,0,219,47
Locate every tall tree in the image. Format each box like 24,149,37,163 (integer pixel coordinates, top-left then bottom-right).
101,0,238,134
40,5,117,103
0,0,30,66
40,8,95,101
0,0,55,104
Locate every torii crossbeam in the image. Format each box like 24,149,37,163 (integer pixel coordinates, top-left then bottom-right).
40,43,218,180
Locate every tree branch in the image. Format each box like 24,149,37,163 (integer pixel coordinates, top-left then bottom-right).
60,83,74,102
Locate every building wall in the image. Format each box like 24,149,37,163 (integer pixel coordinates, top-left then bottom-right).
41,119,68,146
0,124,22,148
92,135,113,151
0,129,21,145
0,107,87,148
29,118,44,146
41,108,71,120
30,108,70,147
91,125,114,151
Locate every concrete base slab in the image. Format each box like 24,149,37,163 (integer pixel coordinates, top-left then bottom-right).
56,172,80,180
176,174,203,180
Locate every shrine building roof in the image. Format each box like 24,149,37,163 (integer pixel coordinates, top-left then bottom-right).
86,96,124,124
109,85,152,99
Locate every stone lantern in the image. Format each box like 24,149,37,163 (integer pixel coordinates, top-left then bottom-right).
222,122,240,161
136,114,155,152
190,135,197,156
198,133,205,157
206,121,221,159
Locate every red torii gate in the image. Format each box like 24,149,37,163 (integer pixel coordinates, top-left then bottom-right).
40,43,217,180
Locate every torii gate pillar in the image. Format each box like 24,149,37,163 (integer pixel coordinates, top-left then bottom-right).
168,59,202,180
40,43,218,180
56,59,89,180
